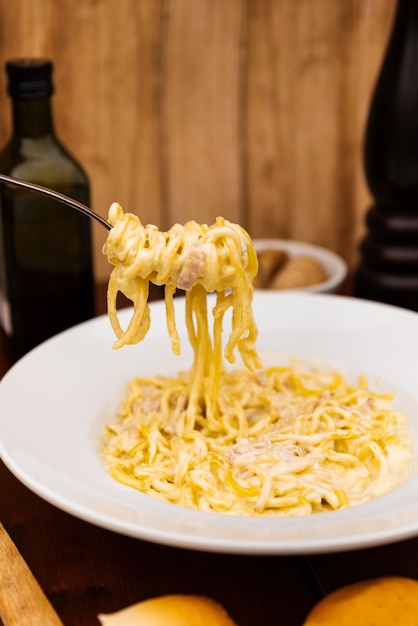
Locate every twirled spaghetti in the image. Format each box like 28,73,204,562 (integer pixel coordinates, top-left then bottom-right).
101,204,412,516
103,202,260,424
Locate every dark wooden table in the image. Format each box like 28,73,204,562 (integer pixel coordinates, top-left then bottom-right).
1,283,418,626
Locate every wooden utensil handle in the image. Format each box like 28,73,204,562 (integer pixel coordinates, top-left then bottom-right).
0,523,63,626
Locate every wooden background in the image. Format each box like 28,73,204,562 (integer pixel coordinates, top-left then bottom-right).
0,0,396,282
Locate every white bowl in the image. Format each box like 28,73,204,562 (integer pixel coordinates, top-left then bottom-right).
253,238,348,294
2,293,418,554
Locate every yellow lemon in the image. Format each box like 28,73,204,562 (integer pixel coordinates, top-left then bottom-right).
98,594,238,626
303,576,418,625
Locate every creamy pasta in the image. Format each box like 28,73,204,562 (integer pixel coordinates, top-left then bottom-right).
101,204,412,516
103,202,260,424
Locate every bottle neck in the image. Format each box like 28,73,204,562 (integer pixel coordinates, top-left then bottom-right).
11,97,55,138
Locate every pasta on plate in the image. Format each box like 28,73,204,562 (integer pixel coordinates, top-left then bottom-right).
101,204,412,516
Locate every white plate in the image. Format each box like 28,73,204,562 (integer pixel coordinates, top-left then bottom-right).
1,292,418,555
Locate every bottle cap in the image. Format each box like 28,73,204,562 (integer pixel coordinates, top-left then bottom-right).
5,59,54,99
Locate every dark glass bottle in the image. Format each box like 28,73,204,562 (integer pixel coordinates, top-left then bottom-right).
0,59,95,360
354,0,418,310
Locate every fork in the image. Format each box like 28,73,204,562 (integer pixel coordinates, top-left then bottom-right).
0,173,110,231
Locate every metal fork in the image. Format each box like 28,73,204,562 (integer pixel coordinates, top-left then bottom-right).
0,173,111,231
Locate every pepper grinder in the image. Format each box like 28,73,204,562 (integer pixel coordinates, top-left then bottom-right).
354,0,418,311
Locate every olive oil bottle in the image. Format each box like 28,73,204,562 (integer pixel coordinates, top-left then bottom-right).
0,59,95,360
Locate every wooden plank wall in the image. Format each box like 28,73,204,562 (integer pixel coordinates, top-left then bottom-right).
0,0,396,282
